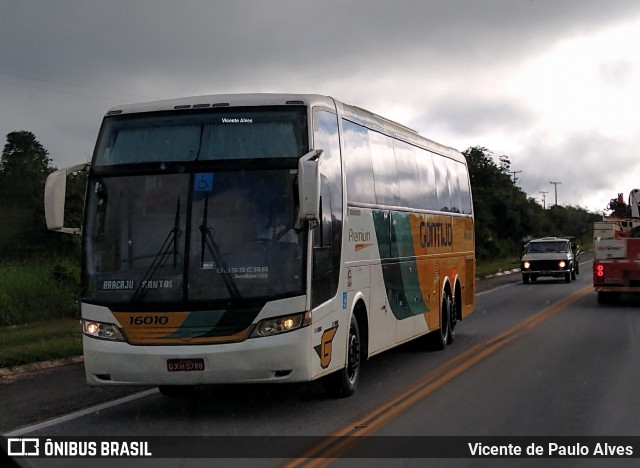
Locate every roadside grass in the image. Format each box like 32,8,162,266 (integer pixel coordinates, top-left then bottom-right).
0,258,80,327
0,318,82,368
476,257,520,279
0,258,82,368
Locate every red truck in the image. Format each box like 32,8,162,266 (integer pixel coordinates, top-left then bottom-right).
593,189,640,304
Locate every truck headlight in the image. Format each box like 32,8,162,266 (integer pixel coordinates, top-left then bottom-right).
83,319,125,341
251,311,312,338
559,261,566,268
522,261,530,269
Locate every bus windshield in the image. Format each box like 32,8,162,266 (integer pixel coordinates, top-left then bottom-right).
83,106,308,308
84,170,305,307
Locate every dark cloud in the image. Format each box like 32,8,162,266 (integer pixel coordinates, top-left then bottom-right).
513,130,640,210
414,96,535,136
4,0,640,86
2,0,640,209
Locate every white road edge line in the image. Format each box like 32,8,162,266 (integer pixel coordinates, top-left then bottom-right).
3,388,158,437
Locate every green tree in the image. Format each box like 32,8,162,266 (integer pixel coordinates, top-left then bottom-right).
0,131,55,257
0,131,85,258
464,146,526,259
0,130,52,202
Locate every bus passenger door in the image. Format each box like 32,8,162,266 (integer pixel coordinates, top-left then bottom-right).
369,264,396,352
369,209,396,352
396,261,418,343
390,211,416,343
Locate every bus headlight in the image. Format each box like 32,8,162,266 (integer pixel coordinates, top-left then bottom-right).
83,319,125,341
251,311,312,338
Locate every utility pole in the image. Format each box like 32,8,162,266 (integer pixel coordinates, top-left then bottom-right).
539,191,548,210
509,170,522,185
549,181,561,206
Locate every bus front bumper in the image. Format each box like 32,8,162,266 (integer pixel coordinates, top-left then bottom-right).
83,328,312,386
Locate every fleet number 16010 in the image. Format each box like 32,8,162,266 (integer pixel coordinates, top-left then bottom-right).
129,316,169,326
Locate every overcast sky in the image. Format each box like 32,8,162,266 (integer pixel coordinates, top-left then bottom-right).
3,0,640,211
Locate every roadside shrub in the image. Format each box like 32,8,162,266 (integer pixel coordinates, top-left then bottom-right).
50,258,80,292
0,258,80,327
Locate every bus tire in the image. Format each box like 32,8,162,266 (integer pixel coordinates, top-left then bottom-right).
428,293,451,350
323,315,361,398
447,291,457,345
158,385,196,398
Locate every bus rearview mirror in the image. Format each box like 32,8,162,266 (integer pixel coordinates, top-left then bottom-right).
298,149,323,226
44,163,89,235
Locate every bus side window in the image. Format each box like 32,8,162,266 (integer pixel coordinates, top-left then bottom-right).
343,119,375,205
416,148,438,211
446,158,463,213
433,155,451,212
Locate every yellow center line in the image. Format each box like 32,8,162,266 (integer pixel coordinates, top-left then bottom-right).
283,285,593,467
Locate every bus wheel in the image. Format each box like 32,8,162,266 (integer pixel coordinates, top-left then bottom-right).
158,385,196,398
323,315,361,398
427,293,451,351
447,292,457,345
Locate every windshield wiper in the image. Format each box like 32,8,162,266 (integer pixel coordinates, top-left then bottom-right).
199,194,241,299
131,198,181,302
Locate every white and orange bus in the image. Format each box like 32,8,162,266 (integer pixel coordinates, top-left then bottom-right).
45,94,475,397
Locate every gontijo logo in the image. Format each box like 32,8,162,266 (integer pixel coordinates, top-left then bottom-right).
419,221,453,248
314,324,339,368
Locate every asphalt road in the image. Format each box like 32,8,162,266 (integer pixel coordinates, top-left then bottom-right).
5,256,639,467
0,264,525,436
